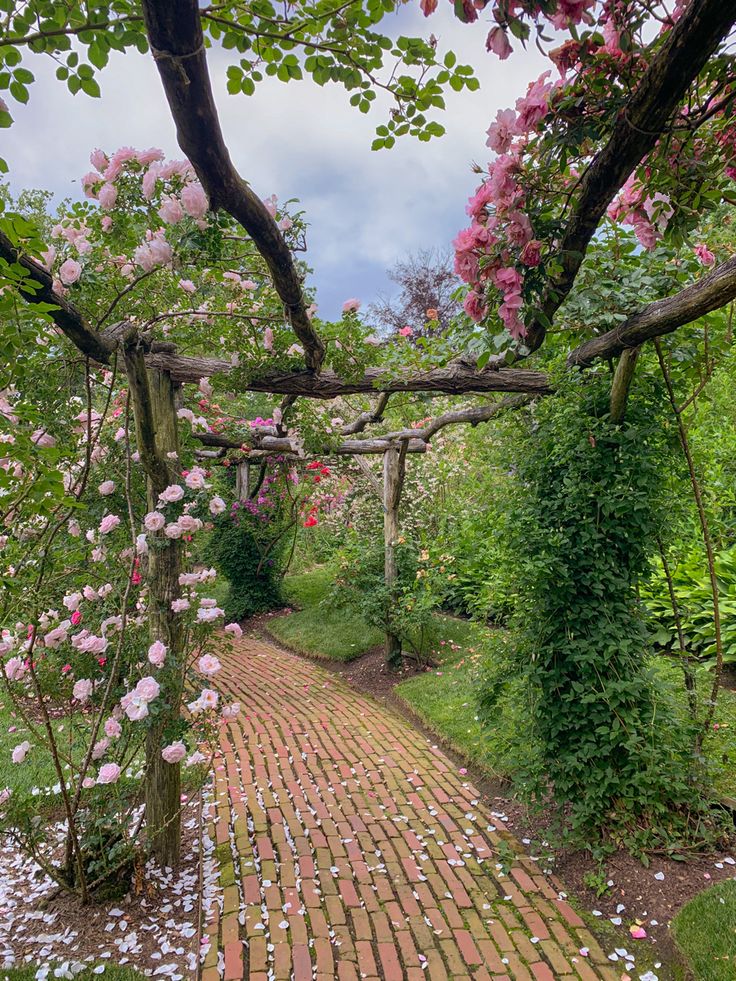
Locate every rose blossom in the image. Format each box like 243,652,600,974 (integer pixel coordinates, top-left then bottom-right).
209,496,226,515
198,654,222,677
99,514,121,535
97,763,121,785
98,480,115,496
159,484,185,504
4,657,27,681
148,640,167,668
73,678,94,704
161,741,187,764
224,623,243,638
12,741,31,764
92,738,109,760
342,298,361,313
104,717,122,739
171,598,190,613
144,511,166,532
59,259,82,286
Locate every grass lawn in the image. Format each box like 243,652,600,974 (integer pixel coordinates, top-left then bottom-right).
269,567,494,663
272,568,736,798
267,567,384,661
672,879,736,980
0,696,80,801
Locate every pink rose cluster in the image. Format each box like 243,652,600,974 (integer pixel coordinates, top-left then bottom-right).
452,73,556,338
607,177,674,251
121,675,160,721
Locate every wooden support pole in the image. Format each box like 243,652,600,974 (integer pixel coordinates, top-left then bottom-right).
383,443,408,667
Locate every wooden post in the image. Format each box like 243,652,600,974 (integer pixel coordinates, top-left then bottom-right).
235,460,250,501
383,443,407,667
124,342,184,868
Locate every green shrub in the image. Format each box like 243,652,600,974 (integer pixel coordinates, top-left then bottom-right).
643,544,736,663
206,513,284,621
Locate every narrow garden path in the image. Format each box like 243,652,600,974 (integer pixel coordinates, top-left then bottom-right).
202,637,618,981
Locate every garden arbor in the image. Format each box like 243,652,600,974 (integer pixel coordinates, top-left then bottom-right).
3,0,736,866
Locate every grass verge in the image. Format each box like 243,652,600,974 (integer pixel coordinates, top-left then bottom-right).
671,879,736,981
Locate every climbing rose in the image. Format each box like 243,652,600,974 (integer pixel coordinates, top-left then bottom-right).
161,741,187,764
179,278,196,293
104,717,122,739
73,678,93,704
144,511,166,532
185,469,207,490
148,640,167,668
486,26,512,59
171,598,190,613
209,496,226,515
158,195,184,224
181,182,209,218
186,751,207,766
97,763,121,785
159,484,184,504
31,430,56,447
694,243,716,267
99,514,121,535
4,657,26,682
92,738,109,760
12,741,31,764
98,480,115,496
59,259,82,286
198,653,222,676
200,689,219,711
224,623,242,638
97,183,118,210
342,298,361,313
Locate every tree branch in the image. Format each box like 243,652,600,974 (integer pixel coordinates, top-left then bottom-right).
569,256,736,367
492,0,736,363
0,230,114,363
139,0,326,371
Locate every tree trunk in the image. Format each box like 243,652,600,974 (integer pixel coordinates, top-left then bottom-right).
383,445,407,667
125,346,184,868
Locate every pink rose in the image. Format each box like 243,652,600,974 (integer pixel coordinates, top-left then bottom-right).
135,676,160,703
12,741,31,764
165,523,183,539
82,776,96,789
104,717,122,739
161,741,187,764
520,240,543,267
185,470,207,490
342,298,361,313
97,183,118,210
171,598,190,613
694,243,716,267
144,511,166,532
148,640,167,668
486,26,512,60
224,623,242,638
97,763,121,785
92,737,109,760
198,654,222,677
99,514,121,535
98,480,115,496
209,496,226,515
31,430,56,448
73,678,93,704
180,182,209,219
159,484,185,504
4,657,27,682
59,259,82,286
179,278,196,293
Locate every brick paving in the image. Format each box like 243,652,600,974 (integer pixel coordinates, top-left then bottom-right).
201,637,617,980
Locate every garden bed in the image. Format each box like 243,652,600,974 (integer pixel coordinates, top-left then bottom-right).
0,794,220,979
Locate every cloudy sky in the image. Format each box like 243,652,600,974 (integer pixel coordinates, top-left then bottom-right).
6,5,546,319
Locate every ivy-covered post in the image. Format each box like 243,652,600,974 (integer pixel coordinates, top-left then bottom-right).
124,338,184,868
383,443,407,667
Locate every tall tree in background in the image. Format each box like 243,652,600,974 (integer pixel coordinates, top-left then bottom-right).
369,249,460,338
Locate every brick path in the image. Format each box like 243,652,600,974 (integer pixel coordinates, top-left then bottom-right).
202,637,617,981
